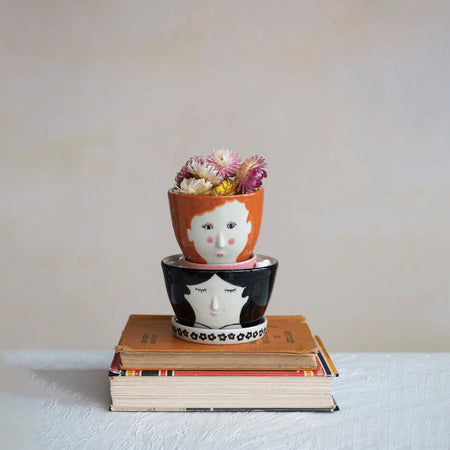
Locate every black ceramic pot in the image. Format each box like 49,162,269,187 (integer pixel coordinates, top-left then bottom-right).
161,254,278,330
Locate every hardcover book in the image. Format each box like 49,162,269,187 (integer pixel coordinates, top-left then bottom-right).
116,315,319,370
109,338,338,412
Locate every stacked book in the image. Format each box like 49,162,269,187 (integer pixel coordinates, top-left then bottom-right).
109,315,339,412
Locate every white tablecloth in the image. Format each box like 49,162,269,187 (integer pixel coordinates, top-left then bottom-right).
0,351,448,449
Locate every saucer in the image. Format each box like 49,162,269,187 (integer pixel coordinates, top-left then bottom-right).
170,316,267,345
181,255,257,270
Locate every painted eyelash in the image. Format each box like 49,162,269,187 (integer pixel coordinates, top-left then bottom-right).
224,288,237,293
202,223,213,230
195,288,207,293
227,221,237,229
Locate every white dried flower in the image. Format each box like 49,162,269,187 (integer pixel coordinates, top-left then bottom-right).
176,177,213,195
188,161,223,186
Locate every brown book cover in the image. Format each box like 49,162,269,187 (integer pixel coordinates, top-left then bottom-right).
116,315,319,370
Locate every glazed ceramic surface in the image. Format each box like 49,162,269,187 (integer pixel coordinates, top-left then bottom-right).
168,189,264,264
161,254,278,331
171,316,268,345
181,254,257,270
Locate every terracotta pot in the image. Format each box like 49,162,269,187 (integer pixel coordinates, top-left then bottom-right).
161,254,278,334
168,189,264,264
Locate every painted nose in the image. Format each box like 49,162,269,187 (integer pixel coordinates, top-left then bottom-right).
216,231,226,248
211,295,220,312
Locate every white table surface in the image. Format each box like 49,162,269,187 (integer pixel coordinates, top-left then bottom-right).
0,351,448,449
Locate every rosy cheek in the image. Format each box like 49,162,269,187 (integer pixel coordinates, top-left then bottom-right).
228,238,235,245
207,237,213,244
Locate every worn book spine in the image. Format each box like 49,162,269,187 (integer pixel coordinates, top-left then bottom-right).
109,348,338,379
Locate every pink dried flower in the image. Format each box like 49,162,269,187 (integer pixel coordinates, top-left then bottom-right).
174,155,205,187
235,155,267,194
207,149,241,178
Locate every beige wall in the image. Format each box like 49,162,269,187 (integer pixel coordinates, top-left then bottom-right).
1,0,449,351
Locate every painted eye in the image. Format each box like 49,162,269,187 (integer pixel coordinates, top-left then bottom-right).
224,288,237,293
195,288,207,293
227,222,237,229
202,223,213,230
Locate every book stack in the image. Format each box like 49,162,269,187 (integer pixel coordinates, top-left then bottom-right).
109,315,339,412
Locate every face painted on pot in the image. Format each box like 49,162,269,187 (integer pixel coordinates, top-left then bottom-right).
185,274,248,329
187,200,252,264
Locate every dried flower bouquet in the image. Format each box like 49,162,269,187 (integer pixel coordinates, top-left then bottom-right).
174,149,267,196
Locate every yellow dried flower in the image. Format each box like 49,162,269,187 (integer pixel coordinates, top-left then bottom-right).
214,179,237,196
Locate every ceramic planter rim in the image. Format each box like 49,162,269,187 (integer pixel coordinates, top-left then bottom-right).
167,188,265,200
161,253,278,274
